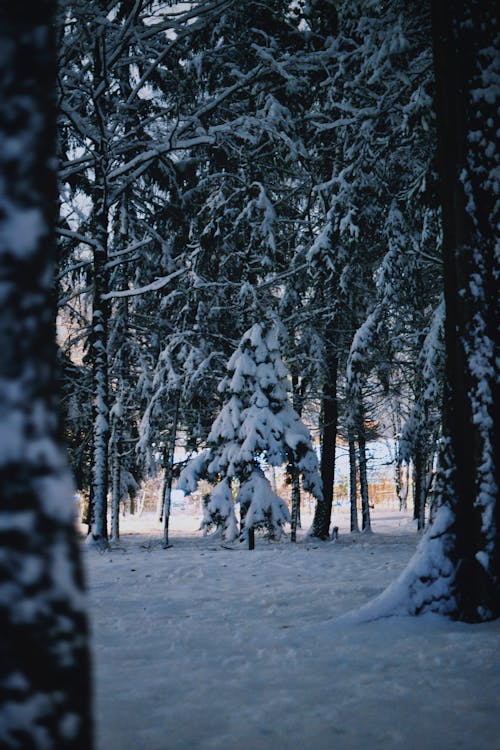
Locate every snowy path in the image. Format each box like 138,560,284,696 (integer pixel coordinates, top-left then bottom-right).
82,509,500,750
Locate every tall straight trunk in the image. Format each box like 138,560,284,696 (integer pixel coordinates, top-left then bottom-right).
412,450,421,524
395,444,404,511
109,193,131,539
399,464,409,512
348,429,359,533
89,189,110,543
296,491,302,529
311,355,338,539
357,424,372,533
110,424,121,542
428,0,500,619
290,373,304,542
89,34,110,545
290,465,300,543
85,483,94,532
413,447,427,531
394,436,409,512
0,5,93,745
161,393,180,548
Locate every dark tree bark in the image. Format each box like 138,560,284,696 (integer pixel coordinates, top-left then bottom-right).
290,373,305,542
357,421,372,533
348,428,359,533
412,448,426,530
161,393,180,548
88,32,110,547
427,0,499,620
311,354,338,539
110,425,122,542
290,464,301,543
0,4,93,747
360,1,499,622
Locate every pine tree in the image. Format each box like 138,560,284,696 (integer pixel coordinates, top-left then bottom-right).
178,322,322,547
306,0,440,536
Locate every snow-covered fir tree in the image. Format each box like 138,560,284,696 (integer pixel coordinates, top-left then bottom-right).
178,322,322,546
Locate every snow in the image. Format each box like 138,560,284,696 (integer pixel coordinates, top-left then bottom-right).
237,468,290,539
179,323,322,538
82,506,499,750
200,478,238,541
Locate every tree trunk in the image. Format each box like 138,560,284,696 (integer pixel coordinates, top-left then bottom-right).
0,5,93,745
393,432,408,512
362,2,499,622
290,373,306,541
311,355,338,539
248,527,255,551
412,447,428,530
400,464,409,513
290,464,301,543
238,478,255,549
358,424,372,533
161,394,180,548
348,429,359,533
89,33,110,546
428,0,499,619
412,457,419,522
110,425,121,542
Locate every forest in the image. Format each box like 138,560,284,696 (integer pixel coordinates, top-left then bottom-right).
57,0,445,544
0,2,498,749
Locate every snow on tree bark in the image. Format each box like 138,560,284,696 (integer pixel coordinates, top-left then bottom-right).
0,4,93,747
428,0,500,620
343,0,499,623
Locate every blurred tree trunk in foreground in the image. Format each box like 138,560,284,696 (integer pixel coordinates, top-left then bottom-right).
0,3,93,747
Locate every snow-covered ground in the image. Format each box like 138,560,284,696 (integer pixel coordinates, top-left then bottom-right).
81,507,500,750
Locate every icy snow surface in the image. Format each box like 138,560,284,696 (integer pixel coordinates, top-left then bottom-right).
82,507,499,750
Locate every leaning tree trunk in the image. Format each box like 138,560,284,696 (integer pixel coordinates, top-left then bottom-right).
354,1,499,623
0,5,93,747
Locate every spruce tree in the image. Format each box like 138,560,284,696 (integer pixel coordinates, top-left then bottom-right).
178,322,322,546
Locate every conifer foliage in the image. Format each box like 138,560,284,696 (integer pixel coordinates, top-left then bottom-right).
346,0,499,623
178,322,322,546
50,0,498,621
